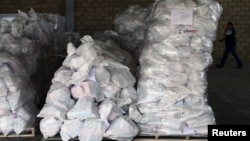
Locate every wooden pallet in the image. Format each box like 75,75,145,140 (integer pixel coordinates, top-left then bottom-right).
42,135,207,141
134,139,207,141
0,127,35,137
41,135,77,141
133,135,207,141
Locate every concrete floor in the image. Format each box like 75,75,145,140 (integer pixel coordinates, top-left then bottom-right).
207,58,250,124
1,59,250,141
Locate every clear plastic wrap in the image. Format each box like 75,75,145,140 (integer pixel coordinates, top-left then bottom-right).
0,51,38,136
136,0,222,136
114,5,150,62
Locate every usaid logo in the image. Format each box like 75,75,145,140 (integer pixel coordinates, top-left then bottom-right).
177,26,198,36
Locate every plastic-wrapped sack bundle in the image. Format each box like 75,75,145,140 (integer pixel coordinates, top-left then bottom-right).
12,8,54,45
38,35,139,141
0,9,39,75
0,20,11,33
0,8,66,76
114,5,150,62
0,30,38,75
136,0,222,136
0,51,38,136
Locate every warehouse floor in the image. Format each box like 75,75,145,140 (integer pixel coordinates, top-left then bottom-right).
1,58,250,141
207,58,250,124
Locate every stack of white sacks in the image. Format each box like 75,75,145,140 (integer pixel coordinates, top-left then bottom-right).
0,10,39,75
0,8,65,75
136,0,223,136
0,52,38,136
0,8,66,108
38,35,139,141
134,0,222,135
0,10,41,136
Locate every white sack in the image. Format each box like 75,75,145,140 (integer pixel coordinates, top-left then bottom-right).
93,66,110,87
0,115,13,136
109,68,136,88
101,82,121,99
98,99,117,121
71,80,104,102
40,117,63,139
46,82,72,109
104,116,138,140
60,119,83,141
129,104,142,123
7,86,35,112
52,67,73,86
0,77,8,97
37,104,68,120
13,102,38,135
79,119,106,141
0,97,11,116
67,97,99,120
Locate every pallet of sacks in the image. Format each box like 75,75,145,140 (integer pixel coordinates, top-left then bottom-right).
0,52,39,137
114,0,223,137
38,35,139,141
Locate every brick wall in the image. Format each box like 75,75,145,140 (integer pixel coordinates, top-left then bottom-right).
74,0,154,35
213,0,250,60
0,0,249,60
0,0,65,14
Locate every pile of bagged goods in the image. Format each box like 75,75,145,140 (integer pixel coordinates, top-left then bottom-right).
1,0,223,139
0,8,66,136
38,35,139,141
0,52,38,136
0,8,65,75
135,0,223,136
38,0,222,140
113,0,223,137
